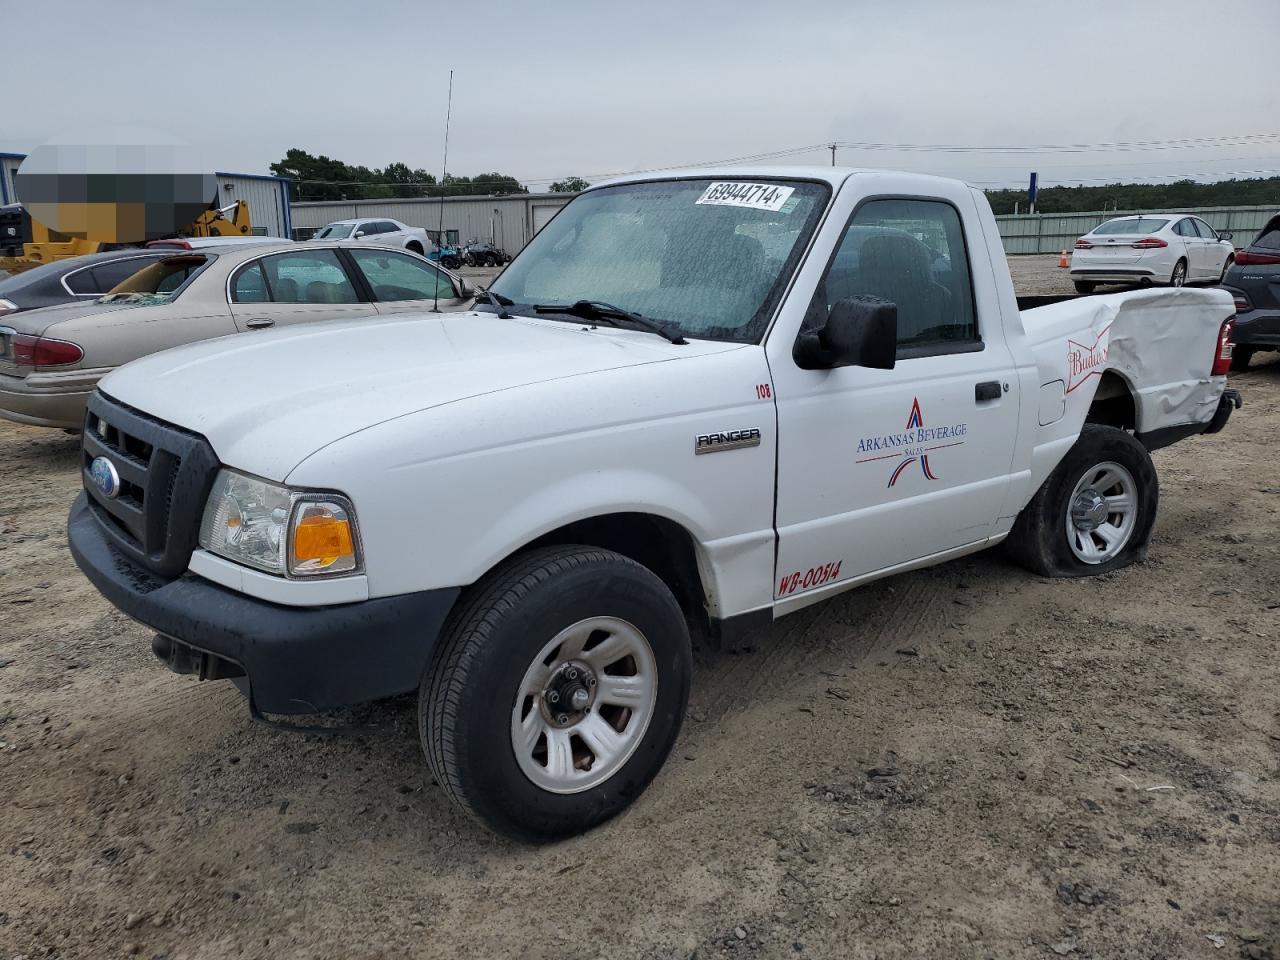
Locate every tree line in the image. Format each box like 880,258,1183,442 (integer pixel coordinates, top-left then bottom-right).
271,148,1278,213
984,177,1280,215
270,149,591,201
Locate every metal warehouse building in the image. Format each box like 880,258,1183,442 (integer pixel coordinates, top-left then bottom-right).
288,193,574,251
0,151,292,238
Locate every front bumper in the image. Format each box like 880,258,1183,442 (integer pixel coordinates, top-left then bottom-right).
68,492,460,714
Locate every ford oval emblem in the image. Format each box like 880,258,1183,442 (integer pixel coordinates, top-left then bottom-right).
89,456,121,499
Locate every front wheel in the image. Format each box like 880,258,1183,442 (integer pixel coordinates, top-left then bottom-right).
1006,424,1158,577
1170,259,1187,287
421,545,692,841
442,256,461,270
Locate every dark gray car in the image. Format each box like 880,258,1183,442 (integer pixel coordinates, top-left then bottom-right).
0,250,173,317
1222,214,1280,370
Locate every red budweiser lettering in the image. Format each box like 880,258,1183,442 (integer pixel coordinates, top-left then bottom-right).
1066,325,1112,394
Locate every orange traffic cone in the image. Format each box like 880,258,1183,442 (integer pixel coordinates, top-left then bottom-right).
1058,249,1070,268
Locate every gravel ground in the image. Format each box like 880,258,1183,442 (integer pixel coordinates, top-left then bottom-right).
0,270,1277,960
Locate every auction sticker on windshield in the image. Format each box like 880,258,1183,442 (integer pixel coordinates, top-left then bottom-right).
696,182,796,212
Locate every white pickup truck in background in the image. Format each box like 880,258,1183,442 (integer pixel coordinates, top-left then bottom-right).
67,167,1240,841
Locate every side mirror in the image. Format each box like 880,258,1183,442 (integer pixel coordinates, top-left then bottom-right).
1218,231,1233,242
353,230,366,239
794,296,897,371
457,279,474,299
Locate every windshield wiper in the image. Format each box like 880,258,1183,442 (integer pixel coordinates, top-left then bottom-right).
533,300,687,345
476,288,514,319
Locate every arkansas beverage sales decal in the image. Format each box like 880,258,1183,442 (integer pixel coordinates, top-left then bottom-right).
855,397,967,488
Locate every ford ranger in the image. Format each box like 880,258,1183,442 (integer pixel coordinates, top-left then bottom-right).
67,168,1240,841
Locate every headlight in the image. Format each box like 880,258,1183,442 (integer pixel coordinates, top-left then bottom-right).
198,469,361,578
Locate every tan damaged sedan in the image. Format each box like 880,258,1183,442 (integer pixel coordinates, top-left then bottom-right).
0,241,475,429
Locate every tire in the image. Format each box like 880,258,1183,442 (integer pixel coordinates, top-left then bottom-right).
421,545,692,841
484,255,497,268
406,241,424,256
1230,345,1253,372
1170,259,1187,287
443,256,460,270
1073,280,1096,294
1006,424,1158,578
1219,256,1234,284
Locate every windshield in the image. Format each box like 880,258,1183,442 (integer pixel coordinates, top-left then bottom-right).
487,178,830,342
313,223,354,239
96,256,208,304
1093,218,1169,235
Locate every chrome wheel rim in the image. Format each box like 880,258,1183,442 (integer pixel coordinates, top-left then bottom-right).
1172,262,1186,286
510,616,658,794
1066,460,1138,564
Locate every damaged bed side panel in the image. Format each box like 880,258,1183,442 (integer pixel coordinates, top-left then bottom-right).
1017,287,1234,492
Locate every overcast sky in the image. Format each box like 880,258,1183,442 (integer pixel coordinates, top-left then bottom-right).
5,0,1278,192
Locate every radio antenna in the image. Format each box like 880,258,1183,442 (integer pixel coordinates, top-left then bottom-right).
432,69,454,314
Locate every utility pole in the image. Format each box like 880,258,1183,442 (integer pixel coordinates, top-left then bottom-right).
829,143,837,167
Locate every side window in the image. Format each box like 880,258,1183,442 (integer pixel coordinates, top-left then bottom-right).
63,266,101,295
1175,219,1196,238
231,262,270,302
349,248,456,302
1195,220,1216,240
377,221,400,234
90,258,158,291
355,222,378,237
813,198,977,355
232,250,360,304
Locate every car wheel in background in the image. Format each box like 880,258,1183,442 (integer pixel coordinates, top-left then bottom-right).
406,241,424,255
1230,346,1253,372
420,545,692,841
1006,424,1158,578
1073,280,1096,294
1219,256,1234,284
443,256,461,270
1170,259,1187,287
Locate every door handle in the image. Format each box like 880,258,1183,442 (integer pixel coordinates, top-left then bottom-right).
245,317,274,329
975,380,1002,402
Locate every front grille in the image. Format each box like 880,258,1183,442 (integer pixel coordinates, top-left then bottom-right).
81,391,220,579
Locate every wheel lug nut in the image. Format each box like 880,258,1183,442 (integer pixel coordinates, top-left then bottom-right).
547,690,559,703
567,668,578,680
557,714,569,724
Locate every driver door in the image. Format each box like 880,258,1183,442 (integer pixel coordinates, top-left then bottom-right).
767,179,1021,607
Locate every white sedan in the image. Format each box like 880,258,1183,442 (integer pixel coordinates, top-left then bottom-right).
1070,214,1235,293
310,217,436,257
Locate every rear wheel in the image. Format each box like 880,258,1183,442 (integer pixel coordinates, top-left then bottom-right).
1073,280,1096,294
1170,259,1187,287
1007,424,1158,577
1219,256,1234,284
1230,345,1254,372
421,545,691,841
406,241,424,256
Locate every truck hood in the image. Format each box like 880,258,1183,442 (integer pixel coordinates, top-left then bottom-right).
99,311,742,480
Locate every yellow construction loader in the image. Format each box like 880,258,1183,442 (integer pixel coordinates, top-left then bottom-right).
0,200,254,275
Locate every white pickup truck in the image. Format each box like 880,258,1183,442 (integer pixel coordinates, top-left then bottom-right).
68,167,1240,841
